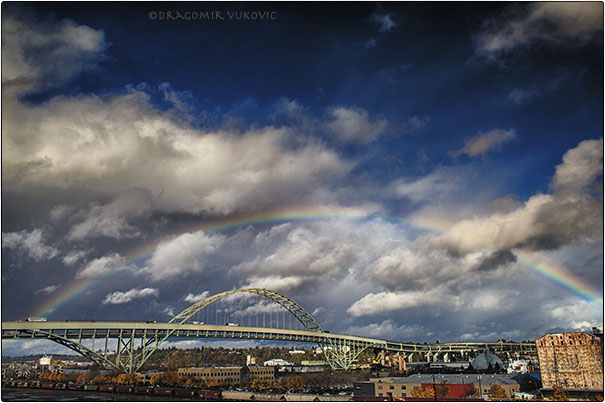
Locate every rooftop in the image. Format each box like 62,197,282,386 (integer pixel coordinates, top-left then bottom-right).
371,374,521,386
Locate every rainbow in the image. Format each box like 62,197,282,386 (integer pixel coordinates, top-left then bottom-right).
31,205,435,317
514,249,603,309
31,205,603,317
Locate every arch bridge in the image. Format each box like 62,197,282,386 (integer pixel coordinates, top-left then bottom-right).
2,288,536,373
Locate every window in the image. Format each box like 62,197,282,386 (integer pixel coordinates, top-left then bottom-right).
401,393,406,397
402,386,406,390
390,386,394,390
378,393,383,397
378,385,383,389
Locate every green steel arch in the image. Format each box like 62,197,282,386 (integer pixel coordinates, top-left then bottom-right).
169,288,324,332
134,288,328,373
166,288,372,370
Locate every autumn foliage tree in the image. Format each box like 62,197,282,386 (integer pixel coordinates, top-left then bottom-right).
206,379,219,389
250,378,266,391
488,384,507,401
76,374,89,384
436,382,450,398
552,386,569,401
38,371,51,381
93,375,108,384
284,376,304,392
116,374,142,385
411,386,435,398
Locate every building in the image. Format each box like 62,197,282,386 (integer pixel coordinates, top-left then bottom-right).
536,332,603,392
471,348,504,370
506,359,537,374
353,374,522,399
177,366,274,387
39,355,52,366
264,358,293,367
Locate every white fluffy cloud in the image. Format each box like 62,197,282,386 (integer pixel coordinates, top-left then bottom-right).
551,137,604,194
232,223,364,293
369,10,396,33
184,291,210,303
77,253,126,279
475,3,603,57
326,106,387,144
348,287,459,316
143,232,225,281
3,90,352,216
452,129,516,158
2,229,58,261
439,138,603,254
102,288,159,305
62,250,88,266
67,188,153,240
391,169,461,203
2,13,107,95
35,284,60,295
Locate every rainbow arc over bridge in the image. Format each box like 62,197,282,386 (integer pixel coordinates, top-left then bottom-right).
32,205,603,317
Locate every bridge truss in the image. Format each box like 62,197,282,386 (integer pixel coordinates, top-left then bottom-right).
2,288,537,373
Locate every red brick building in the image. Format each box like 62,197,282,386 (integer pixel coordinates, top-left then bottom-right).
420,382,475,399
536,332,603,391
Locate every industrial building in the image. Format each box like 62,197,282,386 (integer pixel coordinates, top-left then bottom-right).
353,374,522,399
177,365,274,387
536,332,603,396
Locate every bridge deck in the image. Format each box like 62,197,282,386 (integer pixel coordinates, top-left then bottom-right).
2,321,536,353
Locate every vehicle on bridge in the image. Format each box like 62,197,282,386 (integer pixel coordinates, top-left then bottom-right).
25,317,47,322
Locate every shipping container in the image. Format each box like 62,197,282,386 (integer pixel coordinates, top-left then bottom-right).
174,388,196,397
153,387,173,396
198,389,222,400
41,383,55,389
134,386,154,394
99,384,115,392
115,385,133,393
84,384,99,391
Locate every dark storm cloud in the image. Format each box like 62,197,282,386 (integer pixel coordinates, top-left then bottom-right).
475,250,517,272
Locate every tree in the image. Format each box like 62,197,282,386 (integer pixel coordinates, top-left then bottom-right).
436,382,450,398
285,376,304,392
149,374,161,386
116,373,141,385
185,377,196,388
552,386,569,402
464,386,477,399
411,386,435,398
54,373,67,382
488,385,507,400
158,371,181,387
93,375,108,384
250,378,264,391
76,374,89,384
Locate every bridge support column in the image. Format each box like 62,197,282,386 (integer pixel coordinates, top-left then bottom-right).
322,340,372,371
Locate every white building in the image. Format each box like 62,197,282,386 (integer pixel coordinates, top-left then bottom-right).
264,358,293,367
39,355,52,366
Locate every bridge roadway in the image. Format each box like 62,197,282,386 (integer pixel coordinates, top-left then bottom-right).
1,320,537,355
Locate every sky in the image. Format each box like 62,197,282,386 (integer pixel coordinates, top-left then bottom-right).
1,2,603,356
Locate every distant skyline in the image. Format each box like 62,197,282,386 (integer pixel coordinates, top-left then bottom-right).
1,2,603,356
